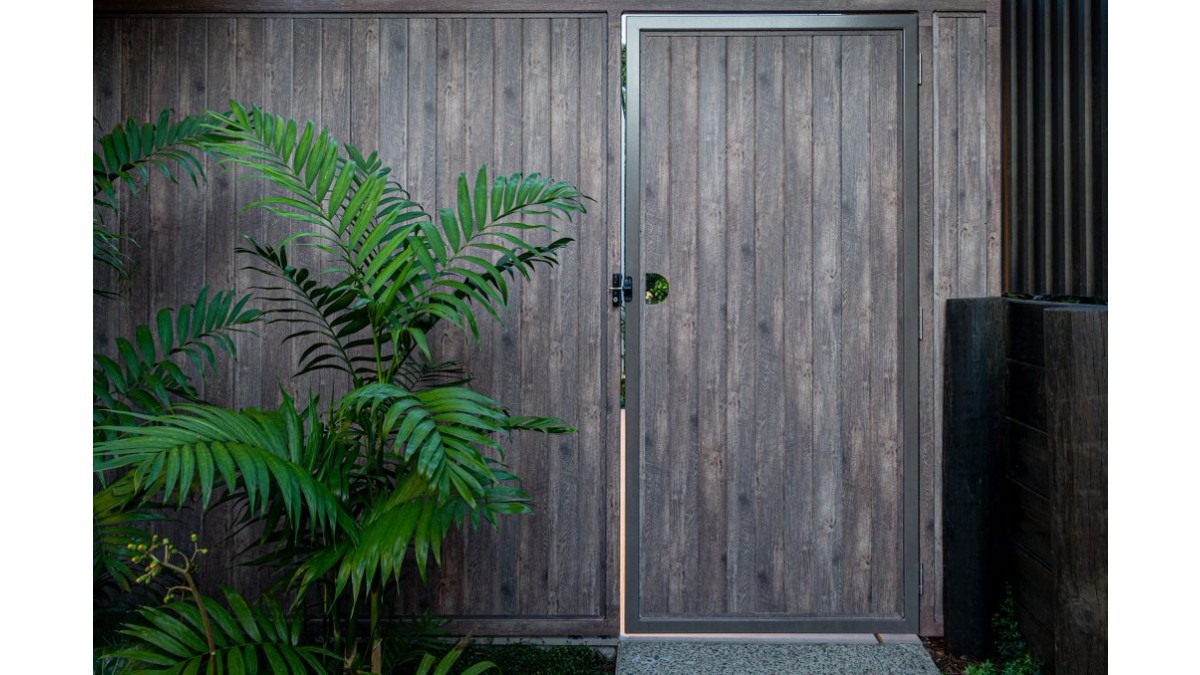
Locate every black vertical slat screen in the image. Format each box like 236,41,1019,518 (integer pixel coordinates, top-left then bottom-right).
1004,0,1107,299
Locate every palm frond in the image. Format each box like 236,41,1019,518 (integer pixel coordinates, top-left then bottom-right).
94,109,224,288
93,287,262,440
115,586,333,674
94,400,350,537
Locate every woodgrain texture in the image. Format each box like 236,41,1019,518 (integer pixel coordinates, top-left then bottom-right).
942,298,1006,658
636,30,906,622
1046,308,1107,675
96,2,1004,638
92,13,616,637
924,12,1000,634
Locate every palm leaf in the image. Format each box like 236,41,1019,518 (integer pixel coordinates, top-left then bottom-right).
93,287,262,441
115,586,333,674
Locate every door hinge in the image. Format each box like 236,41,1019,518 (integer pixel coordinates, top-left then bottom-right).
918,52,923,86
610,273,633,307
919,567,925,596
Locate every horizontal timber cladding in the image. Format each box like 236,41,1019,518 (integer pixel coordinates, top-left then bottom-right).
95,0,1004,637
93,13,619,636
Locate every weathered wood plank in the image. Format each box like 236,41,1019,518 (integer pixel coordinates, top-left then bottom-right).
723,34,757,616
1008,481,1052,566
638,32,671,617
287,17,321,401
1007,418,1050,497
752,34,786,614
916,22,941,635
490,17,524,617
665,34,699,615
868,32,902,615
694,34,729,617
780,33,814,617
547,16,582,614
942,298,1006,658
1007,360,1046,430
1046,308,1106,675
148,17,181,335
1011,542,1056,653
258,16,294,411
515,16,552,617
94,17,122,350
838,33,873,616
956,15,988,297
98,0,996,13
378,19,408,185
431,16,467,615
575,16,610,625
458,15,498,615
350,17,380,153
810,34,843,615
1007,299,1046,366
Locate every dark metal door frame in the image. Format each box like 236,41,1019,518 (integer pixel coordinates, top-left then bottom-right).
623,12,920,634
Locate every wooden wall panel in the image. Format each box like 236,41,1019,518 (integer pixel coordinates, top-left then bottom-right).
923,11,1001,634
93,13,615,636
636,30,905,622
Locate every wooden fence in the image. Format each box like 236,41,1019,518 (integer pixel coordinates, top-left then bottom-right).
944,298,1106,674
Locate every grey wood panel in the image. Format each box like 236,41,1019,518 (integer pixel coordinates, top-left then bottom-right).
94,13,615,636
810,33,843,616
925,11,999,634
694,34,730,617
780,34,815,616
94,18,122,351
637,30,905,621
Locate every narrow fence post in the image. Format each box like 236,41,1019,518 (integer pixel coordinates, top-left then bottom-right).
943,298,1009,657
1045,307,1107,675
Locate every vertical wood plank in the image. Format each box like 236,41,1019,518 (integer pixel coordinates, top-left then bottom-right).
752,34,786,614
289,17,322,402
229,15,266,598
694,34,729,617
723,34,757,615
810,34,843,614
199,18,238,590
432,16,467,614
94,18,122,350
260,16,294,410
379,19,408,185
868,32,902,615
988,25,1003,295
148,18,181,335
1046,308,1107,675
119,18,152,345
957,16,988,298
838,34,872,615
666,34,699,615
638,32,670,616
491,17,523,617
547,16,581,614
781,33,815,616
459,15,497,615
350,18,381,154
516,16,551,617
177,20,208,387
917,22,941,634
576,16,609,622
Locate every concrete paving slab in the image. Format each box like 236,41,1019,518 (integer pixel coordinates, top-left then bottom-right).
616,640,939,674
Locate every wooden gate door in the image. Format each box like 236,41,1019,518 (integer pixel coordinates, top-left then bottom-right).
624,14,919,633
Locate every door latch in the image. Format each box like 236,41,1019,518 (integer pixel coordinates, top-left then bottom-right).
610,273,633,306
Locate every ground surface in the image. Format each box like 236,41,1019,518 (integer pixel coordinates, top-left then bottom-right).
919,637,980,675
615,641,940,674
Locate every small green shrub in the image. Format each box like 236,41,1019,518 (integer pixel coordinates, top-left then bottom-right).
449,644,614,675
964,588,1043,675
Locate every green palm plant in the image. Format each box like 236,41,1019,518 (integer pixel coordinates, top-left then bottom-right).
96,101,588,673
94,110,223,296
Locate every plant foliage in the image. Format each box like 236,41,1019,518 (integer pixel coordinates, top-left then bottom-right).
96,101,588,672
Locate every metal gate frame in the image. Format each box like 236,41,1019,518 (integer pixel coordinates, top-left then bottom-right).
623,12,920,634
